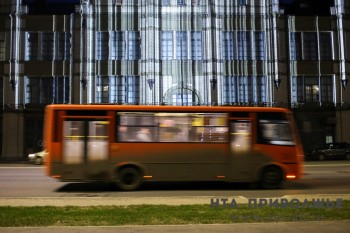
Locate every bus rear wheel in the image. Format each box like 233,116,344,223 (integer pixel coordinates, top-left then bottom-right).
260,166,283,189
117,167,142,191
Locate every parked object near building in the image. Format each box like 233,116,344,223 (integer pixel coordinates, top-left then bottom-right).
307,142,350,161
28,150,47,165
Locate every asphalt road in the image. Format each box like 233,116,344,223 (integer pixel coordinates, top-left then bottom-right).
0,161,349,199
0,161,349,232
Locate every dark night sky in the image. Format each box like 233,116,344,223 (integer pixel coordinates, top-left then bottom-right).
21,0,335,16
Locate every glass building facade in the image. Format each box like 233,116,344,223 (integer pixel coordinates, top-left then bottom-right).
0,0,349,159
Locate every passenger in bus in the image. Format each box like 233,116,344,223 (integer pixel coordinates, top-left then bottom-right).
118,126,129,141
136,128,152,142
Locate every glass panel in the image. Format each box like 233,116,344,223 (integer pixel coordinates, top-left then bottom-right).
176,31,187,60
257,112,295,146
254,31,265,60
56,32,71,61
303,32,318,60
96,31,109,60
319,32,333,60
25,32,38,61
0,32,4,61
222,32,235,60
161,31,173,60
63,121,85,164
41,33,54,61
259,120,295,146
290,32,302,60
87,121,109,161
191,31,202,60
230,120,251,153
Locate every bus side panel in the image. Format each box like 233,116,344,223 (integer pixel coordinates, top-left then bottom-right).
111,143,228,181
253,144,302,179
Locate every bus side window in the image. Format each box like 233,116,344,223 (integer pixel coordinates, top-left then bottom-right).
257,113,295,146
116,112,156,142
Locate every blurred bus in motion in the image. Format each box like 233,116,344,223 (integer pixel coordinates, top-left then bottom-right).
44,105,304,190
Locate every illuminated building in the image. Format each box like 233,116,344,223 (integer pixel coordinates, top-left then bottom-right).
0,0,349,159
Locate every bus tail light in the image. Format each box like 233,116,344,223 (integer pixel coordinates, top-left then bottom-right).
143,175,153,179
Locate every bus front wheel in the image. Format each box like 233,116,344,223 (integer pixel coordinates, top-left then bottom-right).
260,166,283,189
117,167,142,191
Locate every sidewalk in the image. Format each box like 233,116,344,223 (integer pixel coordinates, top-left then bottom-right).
1,194,350,206
1,221,350,233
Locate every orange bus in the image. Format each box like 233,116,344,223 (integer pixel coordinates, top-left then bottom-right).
44,105,304,190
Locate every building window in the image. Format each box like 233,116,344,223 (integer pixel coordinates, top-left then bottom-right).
95,76,140,104
0,76,3,105
25,76,69,104
110,32,124,60
96,32,109,60
25,32,71,61
41,33,54,61
254,32,265,60
237,31,248,60
239,0,247,5
162,0,171,5
303,32,318,60
96,31,140,61
223,76,266,104
161,31,173,60
192,0,200,5
25,32,38,61
222,32,235,60
96,76,110,103
0,32,5,61
162,31,202,60
222,31,265,61
177,0,186,6
127,32,141,60
292,76,333,103
290,32,302,60
290,32,332,61
319,32,333,60
191,31,202,60
176,31,188,60
56,32,71,61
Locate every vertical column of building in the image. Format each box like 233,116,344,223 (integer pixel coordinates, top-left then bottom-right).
202,0,215,105
334,0,350,142
2,0,25,159
140,0,160,104
78,0,90,103
211,0,222,105
266,0,280,105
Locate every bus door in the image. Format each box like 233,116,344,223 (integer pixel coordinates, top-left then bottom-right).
62,118,109,180
228,118,253,180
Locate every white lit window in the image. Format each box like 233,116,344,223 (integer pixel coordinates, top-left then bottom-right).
292,76,333,103
95,76,140,104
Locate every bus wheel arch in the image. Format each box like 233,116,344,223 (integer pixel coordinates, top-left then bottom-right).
115,164,144,191
259,165,284,189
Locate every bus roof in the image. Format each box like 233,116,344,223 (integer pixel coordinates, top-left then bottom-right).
45,104,291,113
